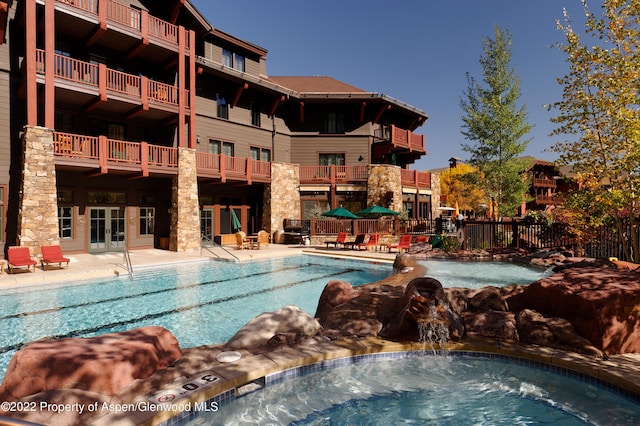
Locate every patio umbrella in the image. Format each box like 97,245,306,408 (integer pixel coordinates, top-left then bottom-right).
230,209,242,231
356,205,400,217
321,206,360,219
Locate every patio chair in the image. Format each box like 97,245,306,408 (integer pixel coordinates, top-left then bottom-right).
363,233,381,251
385,234,412,253
41,244,71,270
7,246,37,273
344,233,366,250
235,231,251,250
257,230,270,248
325,232,348,249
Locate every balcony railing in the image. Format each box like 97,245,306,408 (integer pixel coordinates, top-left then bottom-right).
374,125,425,152
36,50,188,107
299,165,368,184
53,131,178,176
400,169,431,189
532,178,557,188
56,0,186,48
195,152,271,183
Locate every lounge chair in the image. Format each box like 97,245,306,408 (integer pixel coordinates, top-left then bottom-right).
361,233,381,251
7,246,37,273
235,231,251,250
41,245,71,270
344,233,366,250
385,234,412,253
325,232,348,248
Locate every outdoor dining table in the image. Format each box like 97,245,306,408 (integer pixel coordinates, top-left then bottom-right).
246,235,260,249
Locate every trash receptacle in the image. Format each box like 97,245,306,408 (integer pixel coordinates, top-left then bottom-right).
432,234,443,249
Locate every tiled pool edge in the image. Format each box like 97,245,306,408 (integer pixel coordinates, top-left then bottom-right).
104,337,640,426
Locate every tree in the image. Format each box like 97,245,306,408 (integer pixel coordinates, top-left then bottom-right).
460,24,533,218
439,163,486,214
551,0,640,261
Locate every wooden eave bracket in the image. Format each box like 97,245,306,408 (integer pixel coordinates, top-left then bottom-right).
269,95,285,116
232,83,248,107
373,104,390,124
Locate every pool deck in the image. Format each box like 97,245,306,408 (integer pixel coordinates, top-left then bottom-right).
1,245,639,425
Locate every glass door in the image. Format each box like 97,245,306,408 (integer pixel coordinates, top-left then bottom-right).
200,209,214,243
89,207,126,252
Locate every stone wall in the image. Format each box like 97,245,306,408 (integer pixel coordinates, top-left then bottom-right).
169,148,200,252
265,162,300,235
18,126,59,253
366,164,402,212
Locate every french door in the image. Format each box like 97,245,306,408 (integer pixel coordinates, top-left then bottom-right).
89,207,126,252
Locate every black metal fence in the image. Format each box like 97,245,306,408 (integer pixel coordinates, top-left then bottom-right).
296,217,637,262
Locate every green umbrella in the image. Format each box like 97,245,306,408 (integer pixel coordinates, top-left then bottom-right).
230,209,242,231
356,205,401,217
321,206,360,219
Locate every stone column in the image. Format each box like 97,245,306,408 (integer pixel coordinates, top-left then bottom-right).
18,126,60,253
430,173,442,218
367,164,402,212
264,162,300,235
169,147,200,252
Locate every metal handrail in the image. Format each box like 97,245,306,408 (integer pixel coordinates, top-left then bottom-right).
201,234,239,262
122,243,133,277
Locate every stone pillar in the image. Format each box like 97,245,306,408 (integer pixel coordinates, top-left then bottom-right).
431,173,442,218
367,164,402,211
169,147,200,252
264,162,300,235
18,126,60,253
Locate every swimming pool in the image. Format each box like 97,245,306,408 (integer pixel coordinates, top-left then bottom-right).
0,255,550,380
419,259,551,288
195,353,640,425
0,255,388,380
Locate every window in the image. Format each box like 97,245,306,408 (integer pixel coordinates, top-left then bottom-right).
209,139,234,156
234,54,245,72
321,112,344,134
139,207,155,236
55,112,74,133
251,102,261,127
59,207,73,239
222,49,233,67
319,153,345,166
222,49,245,72
57,190,73,239
222,141,234,157
216,93,228,119
250,146,271,162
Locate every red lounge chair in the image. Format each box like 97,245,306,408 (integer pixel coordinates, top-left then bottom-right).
363,233,381,251
386,234,412,253
41,245,70,270
325,232,348,248
7,246,37,273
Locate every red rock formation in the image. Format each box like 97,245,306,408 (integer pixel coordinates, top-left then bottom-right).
0,326,182,404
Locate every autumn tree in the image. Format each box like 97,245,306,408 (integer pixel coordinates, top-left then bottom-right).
551,0,640,261
460,24,533,218
439,163,487,214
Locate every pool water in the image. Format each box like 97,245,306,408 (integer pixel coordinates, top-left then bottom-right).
0,255,388,380
419,259,551,288
202,354,640,425
0,256,552,380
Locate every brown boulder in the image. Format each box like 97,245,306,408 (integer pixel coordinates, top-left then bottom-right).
520,266,640,355
462,311,519,340
0,326,181,403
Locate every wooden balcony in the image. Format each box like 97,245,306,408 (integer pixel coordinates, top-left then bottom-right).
534,195,558,205
36,50,188,110
532,178,557,188
53,131,178,177
196,153,271,184
400,169,432,190
53,0,188,50
372,125,426,164
299,165,368,185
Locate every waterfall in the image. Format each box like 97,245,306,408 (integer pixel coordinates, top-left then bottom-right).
417,306,450,354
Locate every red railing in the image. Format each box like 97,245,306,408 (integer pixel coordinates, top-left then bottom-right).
36,50,188,107
299,165,368,184
195,153,271,181
56,0,185,49
400,169,431,189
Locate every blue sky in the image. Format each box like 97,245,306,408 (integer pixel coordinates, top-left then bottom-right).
190,1,587,171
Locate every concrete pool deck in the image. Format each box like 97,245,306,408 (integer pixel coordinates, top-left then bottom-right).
1,245,639,425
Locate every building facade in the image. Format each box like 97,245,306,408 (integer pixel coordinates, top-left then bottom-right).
0,0,435,256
